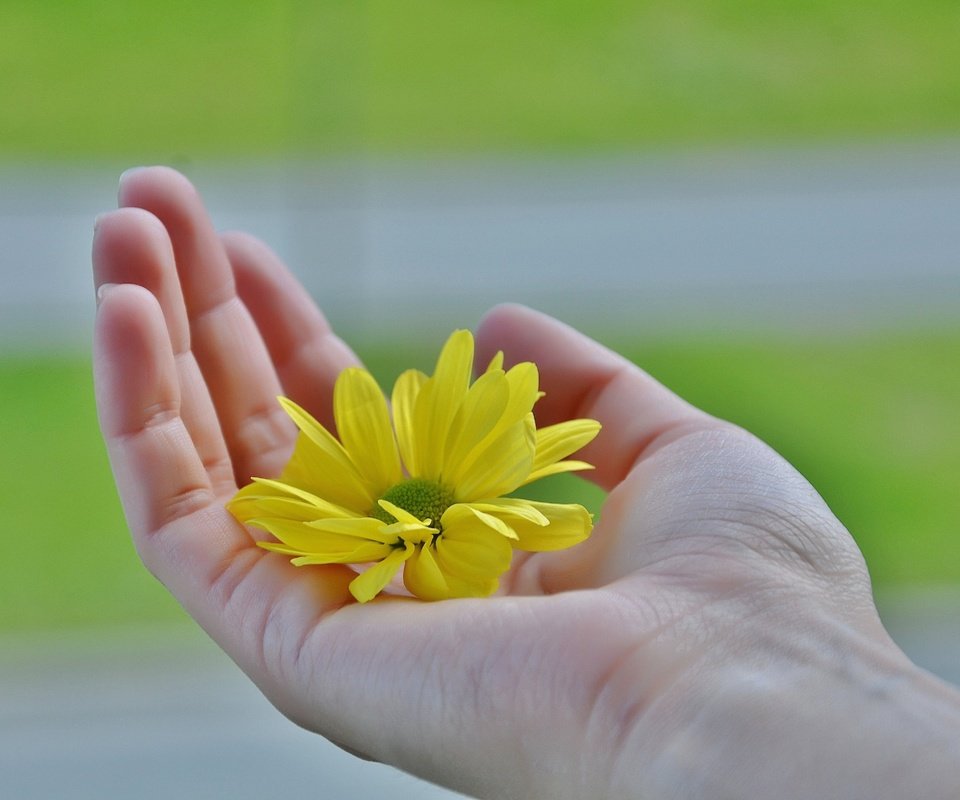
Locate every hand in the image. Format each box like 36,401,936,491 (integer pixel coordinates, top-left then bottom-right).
93,167,960,799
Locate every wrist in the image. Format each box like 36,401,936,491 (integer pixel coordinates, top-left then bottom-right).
636,612,960,799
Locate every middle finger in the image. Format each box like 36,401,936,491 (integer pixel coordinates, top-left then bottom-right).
118,167,293,485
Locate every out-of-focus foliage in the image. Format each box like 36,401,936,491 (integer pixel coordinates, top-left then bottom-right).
2,0,960,161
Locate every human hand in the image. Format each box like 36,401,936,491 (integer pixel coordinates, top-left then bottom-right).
93,167,960,799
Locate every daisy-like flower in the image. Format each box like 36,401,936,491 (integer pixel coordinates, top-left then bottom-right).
228,330,601,603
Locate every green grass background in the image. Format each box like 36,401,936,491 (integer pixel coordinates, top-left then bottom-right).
3,332,959,631
2,2,959,630
2,1,960,161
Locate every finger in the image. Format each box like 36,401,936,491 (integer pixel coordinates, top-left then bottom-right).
222,231,360,432
94,284,356,661
475,304,717,490
93,283,252,576
92,209,234,496
118,167,293,485
93,208,190,352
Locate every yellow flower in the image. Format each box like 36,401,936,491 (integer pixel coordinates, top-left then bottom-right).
228,330,601,602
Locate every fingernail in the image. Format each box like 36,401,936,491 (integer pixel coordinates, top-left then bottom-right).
118,166,148,200
93,212,107,234
119,166,146,185
96,282,118,307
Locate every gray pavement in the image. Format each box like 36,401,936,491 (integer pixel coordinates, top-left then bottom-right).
1,590,958,800
0,625,467,800
3,140,960,351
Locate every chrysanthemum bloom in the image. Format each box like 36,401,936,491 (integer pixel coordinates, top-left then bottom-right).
228,330,601,603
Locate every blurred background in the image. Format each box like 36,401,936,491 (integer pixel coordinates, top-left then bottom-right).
1,2,959,797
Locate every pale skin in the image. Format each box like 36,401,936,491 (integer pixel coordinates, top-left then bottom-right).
93,167,960,800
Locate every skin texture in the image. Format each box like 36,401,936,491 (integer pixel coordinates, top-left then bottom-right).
92,167,960,799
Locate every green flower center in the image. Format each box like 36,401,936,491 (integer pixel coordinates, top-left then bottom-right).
372,478,455,527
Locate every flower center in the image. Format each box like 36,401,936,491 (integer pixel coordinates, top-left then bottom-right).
372,478,455,527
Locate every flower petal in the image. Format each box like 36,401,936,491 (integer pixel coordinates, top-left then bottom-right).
413,330,474,480
486,350,504,372
304,517,396,541
252,519,395,563
377,502,439,543
263,540,393,565
502,362,542,427
529,419,601,475
229,477,295,521
277,398,374,510
441,503,518,540
243,478,359,517
495,500,594,551
454,415,536,500
522,459,596,484
233,496,337,523
435,520,514,581
378,498,427,526
252,516,393,551
334,368,403,494
447,362,540,493
383,521,437,543
402,544,449,600
392,368,427,475
468,498,550,526
349,542,415,602
405,543,501,600
442,368,510,482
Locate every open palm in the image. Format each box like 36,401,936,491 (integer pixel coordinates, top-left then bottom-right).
93,167,907,800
